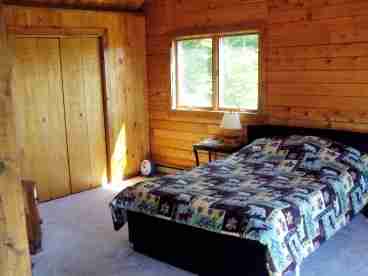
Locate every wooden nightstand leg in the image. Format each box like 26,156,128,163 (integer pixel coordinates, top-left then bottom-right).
209,151,212,163
194,148,200,166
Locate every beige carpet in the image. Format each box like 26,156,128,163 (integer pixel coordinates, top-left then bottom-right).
32,185,368,276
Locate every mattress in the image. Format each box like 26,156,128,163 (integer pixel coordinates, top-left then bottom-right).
110,135,368,276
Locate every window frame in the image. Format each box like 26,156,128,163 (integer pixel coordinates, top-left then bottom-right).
171,29,263,114
174,35,215,110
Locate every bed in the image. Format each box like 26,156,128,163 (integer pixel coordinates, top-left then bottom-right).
110,125,368,276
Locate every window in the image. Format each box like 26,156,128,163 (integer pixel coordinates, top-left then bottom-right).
171,32,260,112
177,38,213,108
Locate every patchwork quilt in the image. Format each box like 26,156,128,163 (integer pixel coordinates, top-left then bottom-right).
110,135,368,276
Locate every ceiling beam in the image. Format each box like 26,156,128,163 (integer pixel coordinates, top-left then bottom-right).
4,0,145,12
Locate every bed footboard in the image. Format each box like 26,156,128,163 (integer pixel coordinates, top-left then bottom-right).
127,211,268,276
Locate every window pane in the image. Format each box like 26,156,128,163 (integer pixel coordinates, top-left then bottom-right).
177,38,213,108
219,34,259,110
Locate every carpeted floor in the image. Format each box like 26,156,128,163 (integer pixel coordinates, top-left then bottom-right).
32,186,368,276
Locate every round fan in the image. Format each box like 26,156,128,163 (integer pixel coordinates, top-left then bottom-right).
140,159,156,176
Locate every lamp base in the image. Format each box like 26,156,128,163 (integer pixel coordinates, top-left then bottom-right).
222,129,243,146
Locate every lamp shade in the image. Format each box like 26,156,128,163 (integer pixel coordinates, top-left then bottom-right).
220,113,242,130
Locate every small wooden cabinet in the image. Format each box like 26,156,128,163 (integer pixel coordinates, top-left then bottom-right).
22,180,42,255
363,205,368,218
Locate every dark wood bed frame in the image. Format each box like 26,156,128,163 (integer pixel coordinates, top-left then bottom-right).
127,125,368,276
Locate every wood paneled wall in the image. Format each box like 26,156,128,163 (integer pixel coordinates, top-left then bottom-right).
5,5,149,181
0,1,32,275
145,0,368,169
266,0,368,132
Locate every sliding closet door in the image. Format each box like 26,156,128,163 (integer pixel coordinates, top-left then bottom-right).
14,38,71,201
60,37,107,193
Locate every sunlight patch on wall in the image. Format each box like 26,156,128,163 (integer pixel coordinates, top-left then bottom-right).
110,123,127,184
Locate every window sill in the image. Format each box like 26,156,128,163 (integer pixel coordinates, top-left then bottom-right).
171,108,260,116
166,108,267,126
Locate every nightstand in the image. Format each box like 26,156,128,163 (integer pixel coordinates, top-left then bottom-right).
192,139,245,166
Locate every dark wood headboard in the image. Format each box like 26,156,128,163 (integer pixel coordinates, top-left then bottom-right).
247,125,368,154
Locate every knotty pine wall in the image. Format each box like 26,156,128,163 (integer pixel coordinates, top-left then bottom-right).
145,0,368,169
0,2,32,275
4,5,149,181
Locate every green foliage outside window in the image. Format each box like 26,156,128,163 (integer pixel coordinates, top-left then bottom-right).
177,38,213,107
175,33,259,111
220,34,259,110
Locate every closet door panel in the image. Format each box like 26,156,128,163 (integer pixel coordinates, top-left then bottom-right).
60,38,92,193
14,38,71,202
40,39,72,200
80,38,108,188
60,37,107,193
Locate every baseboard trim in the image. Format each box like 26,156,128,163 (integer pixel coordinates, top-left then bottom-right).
156,165,184,175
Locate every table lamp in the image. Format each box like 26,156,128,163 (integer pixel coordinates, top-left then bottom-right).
220,112,242,146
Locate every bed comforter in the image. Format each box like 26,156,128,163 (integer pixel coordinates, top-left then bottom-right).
110,135,368,276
